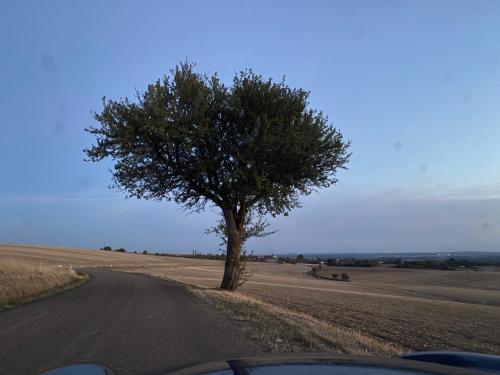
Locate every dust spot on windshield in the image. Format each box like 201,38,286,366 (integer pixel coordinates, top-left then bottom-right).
79,176,91,188
41,53,57,75
418,163,428,173
54,120,65,134
53,103,66,134
351,28,365,40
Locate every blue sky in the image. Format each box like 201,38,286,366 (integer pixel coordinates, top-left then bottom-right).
1,0,499,253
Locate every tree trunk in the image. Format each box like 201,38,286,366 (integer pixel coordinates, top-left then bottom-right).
220,208,243,290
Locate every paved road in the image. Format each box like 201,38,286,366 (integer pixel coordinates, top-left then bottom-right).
0,270,261,375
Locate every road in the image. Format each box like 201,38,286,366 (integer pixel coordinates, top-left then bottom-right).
0,270,261,374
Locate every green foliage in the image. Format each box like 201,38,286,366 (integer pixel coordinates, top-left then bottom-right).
100,246,112,251
331,273,339,280
142,250,148,255
341,272,350,281
85,62,350,217
85,61,351,290
296,254,305,262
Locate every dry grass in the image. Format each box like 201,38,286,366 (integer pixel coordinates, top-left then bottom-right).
2,244,500,356
190,287,402,356
0,259,85,310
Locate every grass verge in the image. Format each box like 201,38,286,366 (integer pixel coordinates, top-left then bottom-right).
189,286,403,356
0,261,88,311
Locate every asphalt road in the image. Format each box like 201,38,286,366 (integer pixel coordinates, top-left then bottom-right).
0,270,261,375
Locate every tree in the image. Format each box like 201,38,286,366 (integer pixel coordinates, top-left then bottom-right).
85,62,351,290
296,254,306,263
206,209,276,247
206,209,276,286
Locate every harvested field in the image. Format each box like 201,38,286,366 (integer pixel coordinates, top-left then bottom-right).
190,287,402,356
1,244,500,355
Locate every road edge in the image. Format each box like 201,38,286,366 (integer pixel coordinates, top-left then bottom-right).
110,269,401,356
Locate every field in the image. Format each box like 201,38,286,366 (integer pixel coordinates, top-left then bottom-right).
1,244,499,355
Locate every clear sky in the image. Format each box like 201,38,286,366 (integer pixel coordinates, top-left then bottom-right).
1,0,499,253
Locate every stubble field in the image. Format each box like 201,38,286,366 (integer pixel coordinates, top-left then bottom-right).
1,244,499,355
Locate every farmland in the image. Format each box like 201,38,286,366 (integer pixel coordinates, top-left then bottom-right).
1,244,499,355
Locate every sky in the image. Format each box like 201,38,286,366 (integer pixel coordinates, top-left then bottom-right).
1,0,499,254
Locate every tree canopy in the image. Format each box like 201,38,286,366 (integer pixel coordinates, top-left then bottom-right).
85,62,351,290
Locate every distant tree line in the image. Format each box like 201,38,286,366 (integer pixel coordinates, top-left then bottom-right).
190,250,226,261
325,258,374,267
99,246,156,255
189,251,296,264
99,246,125,252
293,255,375,267
393,258,489,270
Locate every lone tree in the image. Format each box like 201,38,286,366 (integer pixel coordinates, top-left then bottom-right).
206,209,277,287
85,62,350,290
